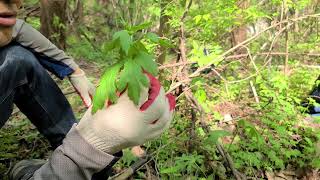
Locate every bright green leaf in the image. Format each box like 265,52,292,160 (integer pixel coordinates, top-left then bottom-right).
113,30,132,55
117,59,149,104
135,51,158,76
128,22,152,33
205,130,231,145
102,40,117,53
146,32,160,43
92,62,123,113
159,39,175,48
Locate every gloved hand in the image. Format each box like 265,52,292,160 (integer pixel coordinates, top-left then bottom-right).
76,74,176,154
69,69,95,107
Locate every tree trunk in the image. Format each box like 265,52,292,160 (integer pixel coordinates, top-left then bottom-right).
128,0,135,25
68,0,84,32
40,0,67,50
157,0,170,65
232,0,250,54
72,0,84,25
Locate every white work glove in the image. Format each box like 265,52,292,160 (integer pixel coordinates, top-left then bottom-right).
76,74,176,154
69,69,95,107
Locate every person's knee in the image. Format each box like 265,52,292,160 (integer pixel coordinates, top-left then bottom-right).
2,45,39,71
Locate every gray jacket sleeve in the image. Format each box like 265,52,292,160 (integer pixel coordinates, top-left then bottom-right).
12,19,79,71
31,125,120,180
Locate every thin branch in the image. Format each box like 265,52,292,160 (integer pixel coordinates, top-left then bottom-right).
240,45,258,73
191,13,320,78
159,52,320,70
111,156,152,180
166,13,320,93
250,81,260,103
284,12,290,75
217,143,246,180
181,0,193,21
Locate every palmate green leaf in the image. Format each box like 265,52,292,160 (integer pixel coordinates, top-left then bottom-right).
135,51,158,76
146,32,160,43
239,120,264,144
133,41,148,52
113,30,132,55
127,42,143,57
127,22,152,33
93,26,161,110
102,39,117,53
146,33,174,48
117,59,149,105
160,164,184,174
312,158,320,168
92,62,123,113
205,130,231,145
159,38,175,48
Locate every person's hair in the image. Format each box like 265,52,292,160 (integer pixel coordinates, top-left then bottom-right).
2,0,11,4
2,0,16,4
1,0,22,8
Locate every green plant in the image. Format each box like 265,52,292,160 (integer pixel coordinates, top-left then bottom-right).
92,24,172,113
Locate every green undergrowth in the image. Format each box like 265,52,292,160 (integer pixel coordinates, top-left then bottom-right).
115,65,320,179
0,118,50,179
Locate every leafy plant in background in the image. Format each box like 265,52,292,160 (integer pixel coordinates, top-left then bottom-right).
92,23,172,113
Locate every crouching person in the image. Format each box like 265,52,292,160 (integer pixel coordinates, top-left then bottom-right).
302,75,320,115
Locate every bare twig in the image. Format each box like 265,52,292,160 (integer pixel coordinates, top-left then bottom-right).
263,25,289,64
280,0,285,29
159,52,320,70
217,143,245,180
111,156,152,180
250,81,260,103
181,0,193,21
240,45,258,73
284,12,290,75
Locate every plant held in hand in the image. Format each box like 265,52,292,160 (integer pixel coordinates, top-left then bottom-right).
92,23,172,113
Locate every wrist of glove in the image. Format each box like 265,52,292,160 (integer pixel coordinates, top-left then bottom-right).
76,74,176,154
69,69,95,107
